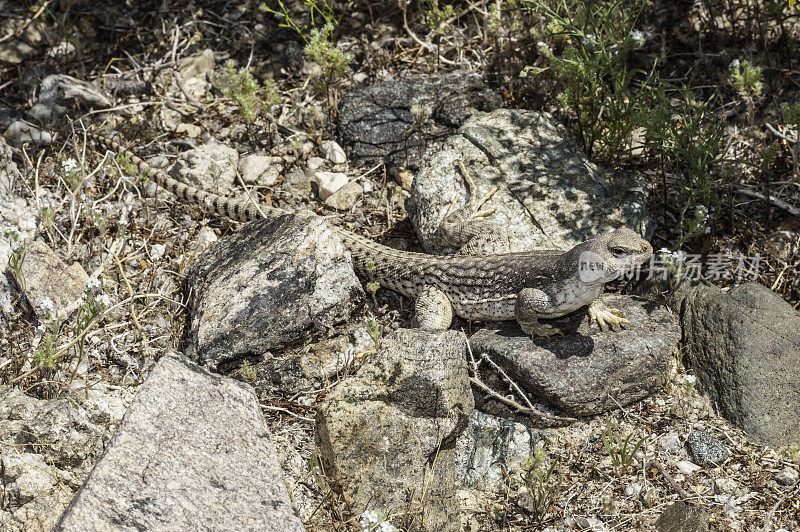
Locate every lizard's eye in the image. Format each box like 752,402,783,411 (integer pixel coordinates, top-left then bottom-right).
609,246,626,257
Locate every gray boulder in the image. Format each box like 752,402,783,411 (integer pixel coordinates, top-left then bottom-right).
182,213,364,371
315,329,473,532
406,108,651,253
55,352,303,532
337,71,503,170
469,295,679,417
680,282,800,447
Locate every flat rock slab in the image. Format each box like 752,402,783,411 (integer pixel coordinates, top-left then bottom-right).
681,282,800,447
407,108,651,253
469,295,679,416
337,71,502,170
182,212,363,371
55,352,303,532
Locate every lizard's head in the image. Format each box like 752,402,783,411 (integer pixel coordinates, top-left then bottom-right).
573,228,653,284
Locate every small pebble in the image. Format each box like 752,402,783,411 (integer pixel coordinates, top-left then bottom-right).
624,481,642,497
675,460,701,476
321,140,347,165
687,430,730,467
313,171,348,200
714,477,737,494
775,466,798,486
306,157,326,171
660,432,682,455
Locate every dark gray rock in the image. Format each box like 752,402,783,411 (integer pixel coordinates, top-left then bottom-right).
55,352,303,532
654,501,709,532
406,108,651,253
315,329,474,532
686,430,730,467
469,295,679,417
337,71,502,171
182,212,364,371
27,74,112,126
454,410,544,489
681,282,800,446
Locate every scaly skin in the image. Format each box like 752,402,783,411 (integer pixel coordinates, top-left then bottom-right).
75,130,653,336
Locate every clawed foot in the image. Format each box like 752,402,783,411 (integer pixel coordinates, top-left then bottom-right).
588,301,630,332
454,160,499,220
522,322,566,341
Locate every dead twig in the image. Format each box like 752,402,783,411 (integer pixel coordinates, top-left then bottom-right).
645,459,693,500
736,187,800,219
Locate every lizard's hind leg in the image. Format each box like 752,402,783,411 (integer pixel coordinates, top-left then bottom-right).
414,286,454,329
440,160,510,255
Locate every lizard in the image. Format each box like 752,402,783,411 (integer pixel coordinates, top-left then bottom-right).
68,129,653,338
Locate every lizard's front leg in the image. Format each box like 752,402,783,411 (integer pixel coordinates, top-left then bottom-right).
588,299,630,331
514,287,565,339
414,285,454,329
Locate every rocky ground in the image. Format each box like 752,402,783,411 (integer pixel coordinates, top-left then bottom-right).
0,1,799,531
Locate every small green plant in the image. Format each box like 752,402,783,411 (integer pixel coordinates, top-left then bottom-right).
33,298,61,369
40,206,54,235
68,278,111,384
682,373,697,396
261,0,351,117
89,208,108,233
365,316,383,351
115,152,138,178
4,229,27,291
524,0,658,163
62,157,82,188
241,360,256,382
655,248,691,284
728,59,763,126
304,23,353,110
111,150,150,190
602,417,647,474
422,0,454,67
521,447,561,519
223,60,280,123
643,85,729,236
678,204,712,247
261,0,345,39
117,218,128,239
788,443,799,461
364,258,380,307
